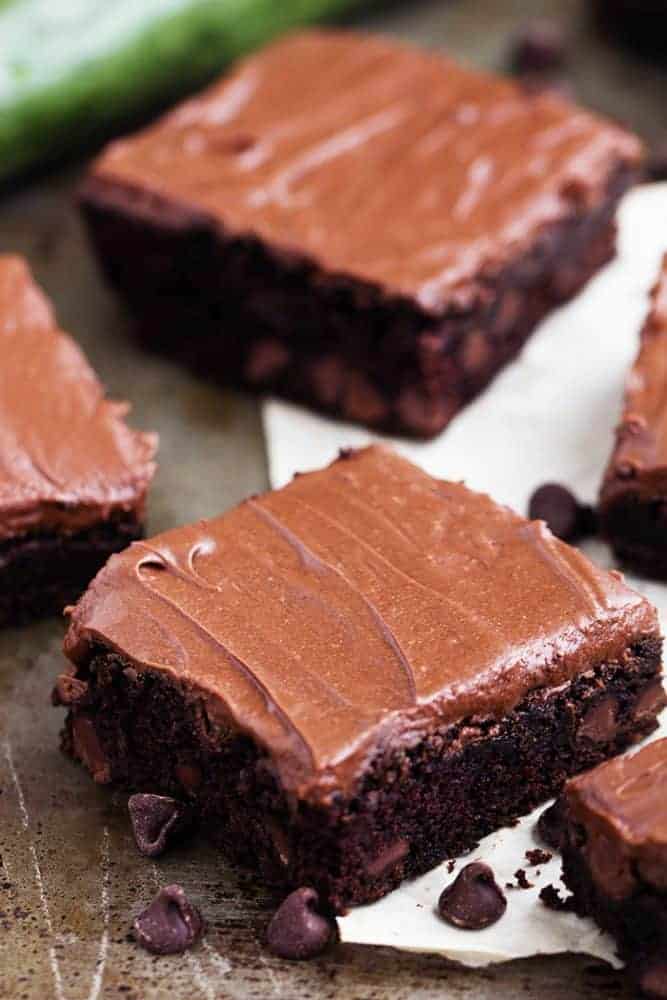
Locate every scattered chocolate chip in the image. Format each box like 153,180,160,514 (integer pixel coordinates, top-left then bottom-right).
266,887,334,960
536,799,568,851
438,862,507,930
645,142,667,183
133,884,204,955
509,19,567,75
539,883,574,911
128,794,192,858
525,848,553,867
528,483,595,541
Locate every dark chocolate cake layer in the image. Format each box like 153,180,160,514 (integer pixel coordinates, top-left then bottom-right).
557,736,667,998
0,255,157,625
600,256,667,578
56,446,663,910
80,30,643,438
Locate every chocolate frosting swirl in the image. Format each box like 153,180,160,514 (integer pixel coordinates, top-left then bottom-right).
64,447,657,801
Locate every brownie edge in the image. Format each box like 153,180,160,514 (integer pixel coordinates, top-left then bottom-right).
557,736,667,998
57,640,663,913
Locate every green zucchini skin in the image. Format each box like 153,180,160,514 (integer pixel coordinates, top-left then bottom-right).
0,0,365,182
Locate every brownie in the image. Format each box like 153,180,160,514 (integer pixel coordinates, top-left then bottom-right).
80,30,642,439
555,737,667,998
0,256,157,625
599,256,667,578
54,445,664,913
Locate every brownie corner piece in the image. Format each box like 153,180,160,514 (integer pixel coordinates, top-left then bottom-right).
56,445,662,912
599,254,667,577
0,254,157,625
557,735,667,997
80,30,642,438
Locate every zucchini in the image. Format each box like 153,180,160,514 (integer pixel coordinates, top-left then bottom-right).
0,0,368,182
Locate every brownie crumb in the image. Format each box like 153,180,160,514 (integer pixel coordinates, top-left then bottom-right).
446,860,456,874
512,868,533,890
525,848,553,867
539,883,575,911
438,862,507,929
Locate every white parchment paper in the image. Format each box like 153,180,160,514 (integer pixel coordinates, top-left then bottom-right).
262,183,667,966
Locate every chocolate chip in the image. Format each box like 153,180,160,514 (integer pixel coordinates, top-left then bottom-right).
366,838,409,878
133,884,204,955
536,798,567,851
128,794,193,858
71,714,111,784
578,695,619,743
266,887,334,960
438,862,507,930
528,483,595,542
395,387,454,437
509,20,567,75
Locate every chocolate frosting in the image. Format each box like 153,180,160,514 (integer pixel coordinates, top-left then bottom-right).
601,255,667,502
0,256,156,540
89,30,642,315
64,446,658,802
566,738,667,896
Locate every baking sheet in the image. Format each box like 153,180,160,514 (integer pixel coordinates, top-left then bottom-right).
263,181,667,966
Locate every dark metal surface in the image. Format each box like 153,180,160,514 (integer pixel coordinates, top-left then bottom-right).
0,1,665,996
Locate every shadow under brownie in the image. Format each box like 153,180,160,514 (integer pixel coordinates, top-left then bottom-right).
0,255,157,625
54,446,663,912
80,30,642,439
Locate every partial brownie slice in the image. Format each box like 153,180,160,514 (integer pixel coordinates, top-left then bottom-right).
0,256,157,625
55,445,662,912
80,30,642,439
555,736,667,998
599,256,667,578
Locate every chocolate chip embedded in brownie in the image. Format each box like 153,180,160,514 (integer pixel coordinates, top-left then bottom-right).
55,445,663,913
555,737,667,998
0,256,157,625
80,30,642,438
599,256,667,578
